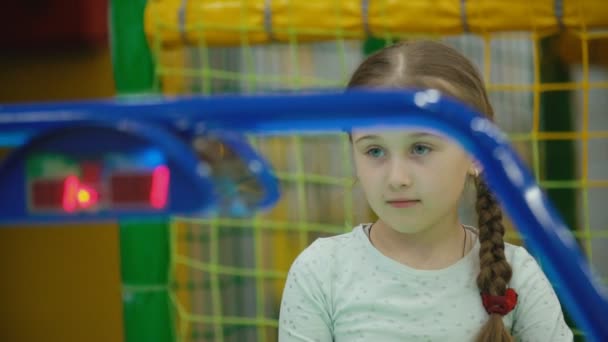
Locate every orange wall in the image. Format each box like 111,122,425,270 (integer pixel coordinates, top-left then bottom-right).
0,47,115,103
0,224,123,342
0,47,123,342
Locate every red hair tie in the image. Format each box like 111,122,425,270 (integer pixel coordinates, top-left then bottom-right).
481,288,518,315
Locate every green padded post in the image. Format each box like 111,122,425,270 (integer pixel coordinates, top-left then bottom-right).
109,0,172,341
363,37,387,55
110,0,155,94
120,220,173,342
363,36,398,56
539,35,581,341
539,35,577,237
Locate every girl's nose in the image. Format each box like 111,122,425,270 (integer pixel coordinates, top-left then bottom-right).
387,157,412,190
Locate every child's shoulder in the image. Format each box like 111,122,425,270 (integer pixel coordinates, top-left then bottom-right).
503,241,550,284
303,225,365,256
468,227,547,284
467,225,537,271
289,225,366,271
504,241,536,266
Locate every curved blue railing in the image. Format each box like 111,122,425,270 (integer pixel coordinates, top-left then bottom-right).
0,89,606,340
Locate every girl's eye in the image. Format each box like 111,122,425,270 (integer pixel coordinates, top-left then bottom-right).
366,147,385,158
411,144,432,156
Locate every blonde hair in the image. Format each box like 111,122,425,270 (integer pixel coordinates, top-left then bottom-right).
348,40,513,342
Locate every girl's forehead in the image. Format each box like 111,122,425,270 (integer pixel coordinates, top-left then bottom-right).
351,128,442,142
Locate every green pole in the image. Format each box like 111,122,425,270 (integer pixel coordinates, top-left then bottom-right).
539,35,581,341
539,35,577,238
363,36,397,56
120,220,173,342
109,0,156,94
109,1,173,341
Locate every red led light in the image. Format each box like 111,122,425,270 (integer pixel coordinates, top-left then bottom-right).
28,154,172,215
62,175,79,213
61,176,99,212
150,165,170,209
77,185,98,209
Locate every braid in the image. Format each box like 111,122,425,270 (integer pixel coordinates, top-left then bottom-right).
474,175,514,342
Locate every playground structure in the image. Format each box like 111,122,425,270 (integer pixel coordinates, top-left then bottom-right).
2,1,608,341
131,2,608,340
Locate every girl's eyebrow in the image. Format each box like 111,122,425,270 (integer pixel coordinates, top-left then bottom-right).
354,135,380,144
354,132,438,144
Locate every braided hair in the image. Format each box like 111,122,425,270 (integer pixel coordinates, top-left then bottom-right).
475,175,513,341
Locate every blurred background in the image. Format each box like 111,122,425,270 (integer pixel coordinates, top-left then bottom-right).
0,1,607,341
0,1,121,342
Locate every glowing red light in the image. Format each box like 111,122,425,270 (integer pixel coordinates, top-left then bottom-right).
77,185,99,209
62,175,79,213
62,176,100,212
150,165,170,209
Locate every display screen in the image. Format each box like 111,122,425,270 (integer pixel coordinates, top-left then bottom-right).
26,152,170,214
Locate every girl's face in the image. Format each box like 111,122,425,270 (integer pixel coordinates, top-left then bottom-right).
352,128,474,234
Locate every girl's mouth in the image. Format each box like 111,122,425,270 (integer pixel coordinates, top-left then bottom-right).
386,199,420,208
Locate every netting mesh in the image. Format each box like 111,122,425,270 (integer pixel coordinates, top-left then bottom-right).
142,2,608,341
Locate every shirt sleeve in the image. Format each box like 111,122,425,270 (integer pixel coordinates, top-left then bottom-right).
278,240,334,342
510,246,574,342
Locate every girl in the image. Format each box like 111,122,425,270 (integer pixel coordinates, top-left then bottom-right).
278,41,573,342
